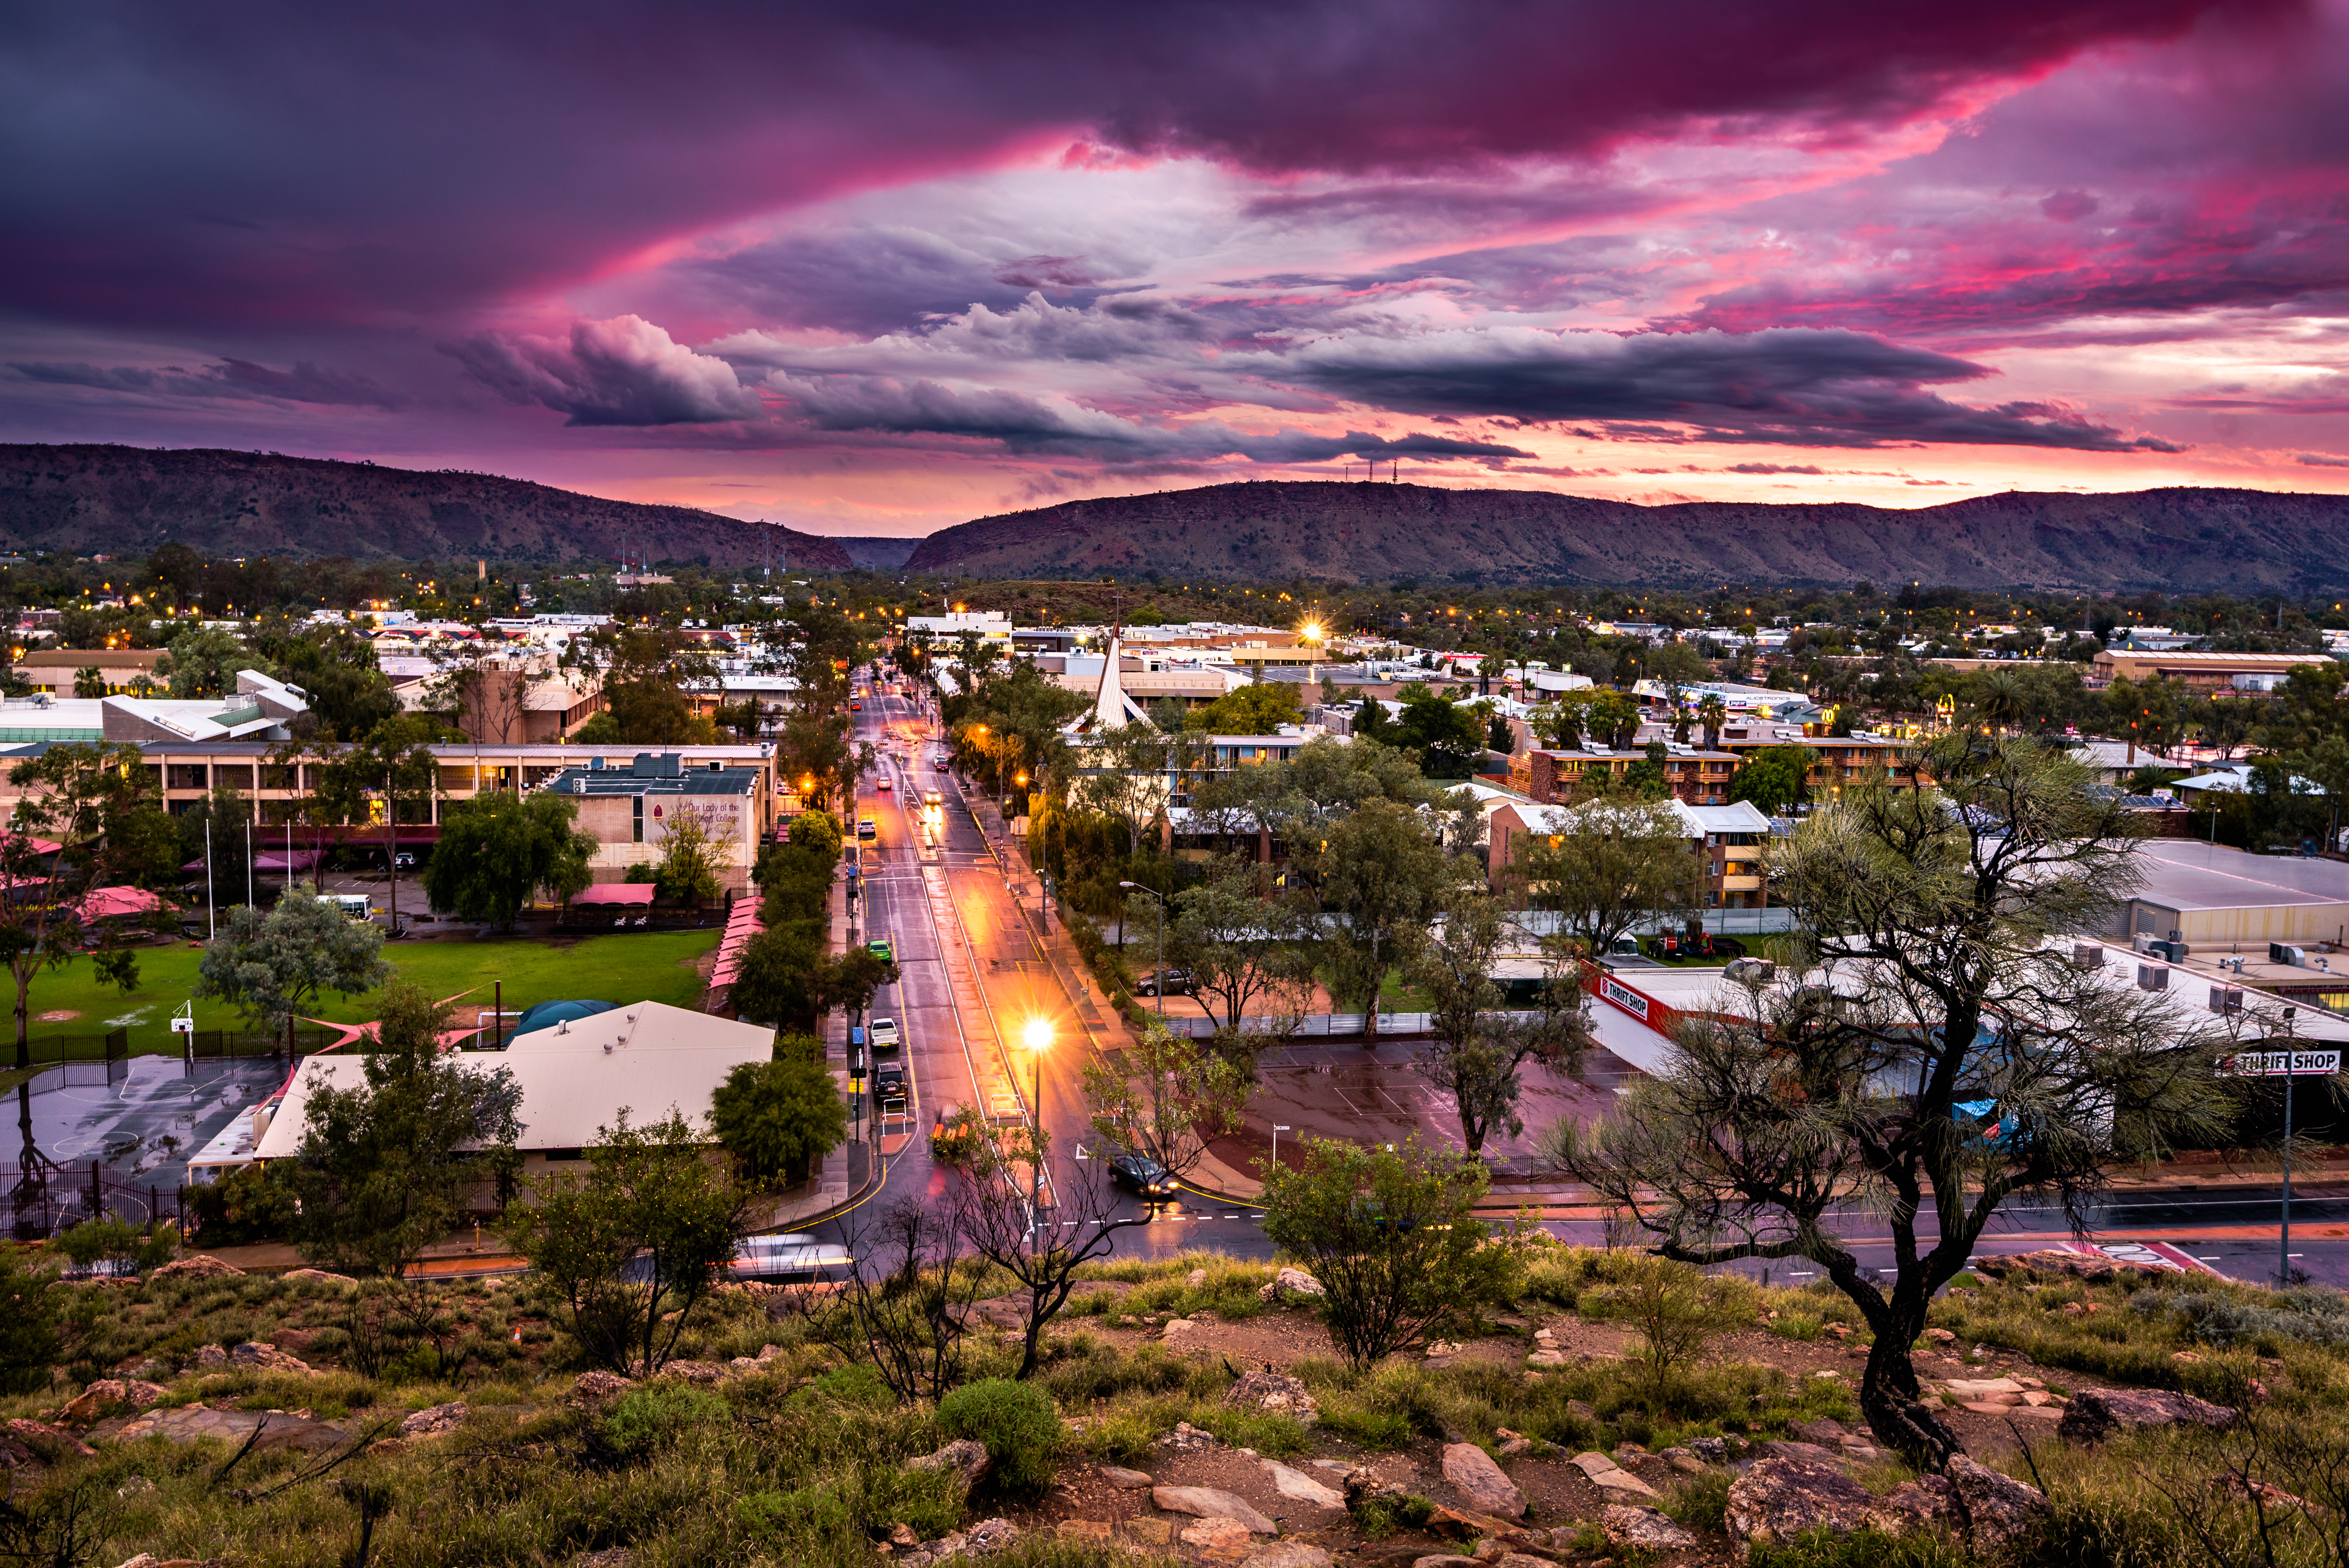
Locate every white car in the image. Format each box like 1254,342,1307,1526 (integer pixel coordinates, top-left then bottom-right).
869,1017,901,1052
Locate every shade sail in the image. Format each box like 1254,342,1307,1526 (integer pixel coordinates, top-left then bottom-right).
570,883,658,906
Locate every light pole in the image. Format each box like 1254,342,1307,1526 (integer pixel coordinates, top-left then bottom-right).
1271,1123,1291,1174
1024,1016,1052,1236
1119,881,1166,1019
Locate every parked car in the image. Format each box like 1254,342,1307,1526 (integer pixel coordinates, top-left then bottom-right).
1108,1152,1175,1198
1132,968,1193,997
869,1016,900,1052
393,852,417,871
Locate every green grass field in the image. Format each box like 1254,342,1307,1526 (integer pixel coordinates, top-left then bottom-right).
3,929,723,1058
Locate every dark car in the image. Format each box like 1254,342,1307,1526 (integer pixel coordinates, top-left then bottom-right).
1108,1153,1175,1198
1131,968,1193,997
873,1059,907,1103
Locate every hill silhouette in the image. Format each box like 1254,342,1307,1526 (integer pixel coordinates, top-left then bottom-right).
905,480,2349,592
0,444,850,569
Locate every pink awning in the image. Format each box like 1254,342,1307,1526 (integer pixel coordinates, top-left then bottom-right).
76,886,161,921
570,882,658,906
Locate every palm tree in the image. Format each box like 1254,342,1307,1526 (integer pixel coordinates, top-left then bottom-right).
1976,672,2026,733
1697,693,1727,751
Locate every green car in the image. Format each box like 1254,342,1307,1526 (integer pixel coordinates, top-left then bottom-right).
867,936,894,963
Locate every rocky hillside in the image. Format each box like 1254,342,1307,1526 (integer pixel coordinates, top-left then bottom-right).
904,480,2349,593
0,444,852,568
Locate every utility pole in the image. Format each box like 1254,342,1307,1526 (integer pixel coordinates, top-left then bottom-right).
385,767,397,938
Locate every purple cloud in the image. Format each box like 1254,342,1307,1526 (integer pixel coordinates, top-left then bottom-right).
448,316,760,426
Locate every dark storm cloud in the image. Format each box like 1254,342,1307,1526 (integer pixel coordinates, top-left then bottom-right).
9,357,403,408
0,0,2274,333
1260,325,2187,450
447,316,761,427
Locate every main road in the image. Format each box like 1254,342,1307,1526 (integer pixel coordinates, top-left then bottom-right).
816,681,2349,1289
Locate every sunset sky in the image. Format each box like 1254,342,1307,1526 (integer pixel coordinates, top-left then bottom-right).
5,0,2349,538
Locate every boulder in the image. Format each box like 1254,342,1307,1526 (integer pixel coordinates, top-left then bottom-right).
6,1419,97,1460
1526,1349,1569,1368
283,1268,355,1286
1946,1455,2049,1554
1225,1369,1319,1426
1239,1546,1333,1568
113,1406,342,1454
1925,1328,1958,1345
149,1254,242,1281
2059,1387,2237,1446
398,1402,467,1440
657,1359,727,1384
1792,1418,1849,1446
191,1345,228,1371
1185,1269,1208,1290
1259,1267,1325,1303
1153,1486,1278,1535
1262,1459,1346,1509
1123,1518,1174,1546
1865,1475,1956,1536
1179,1518,1257,1563
228,1342,313,1375
1157,1420,1223,1452
568,1371,633,1403
1727,1456,1879,1555
1409,1559,1482,1568
57,1380,168,1425
1975,1249,2157,1285
1569,1450,1659,1500
1441,1442,1526,1518
908,1439,990,1487
1602,1505,1698,1551
1098,1465,1155,1489
1688,1436,1745,1465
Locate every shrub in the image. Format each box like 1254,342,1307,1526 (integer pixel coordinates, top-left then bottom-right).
1577,1255,1759,1400
54,1218,178,1274
603,1386,729,1455
0,1251,63,1395
936,1377,1063,1496
186,1163,299,1246
2132,1283,2349,1351
1768,1313,1823,1342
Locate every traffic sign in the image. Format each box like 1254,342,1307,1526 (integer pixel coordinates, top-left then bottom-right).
2222,1049,2341,1077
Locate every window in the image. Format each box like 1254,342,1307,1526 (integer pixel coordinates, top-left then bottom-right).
166,764,208,791
632,795,644,843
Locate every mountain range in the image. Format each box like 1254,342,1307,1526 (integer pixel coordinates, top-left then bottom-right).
0,444,852,569
904,480,2349,593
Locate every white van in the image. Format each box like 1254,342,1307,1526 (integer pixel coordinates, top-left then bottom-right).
326,894,373,921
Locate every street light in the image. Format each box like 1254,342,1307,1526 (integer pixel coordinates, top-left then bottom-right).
1024,1016,1052,1229
1119,881,1167,1020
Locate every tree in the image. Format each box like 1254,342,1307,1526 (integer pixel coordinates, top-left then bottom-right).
0,1249,63,1394
71,667,103,699
267,626,400,740
1394,686,1489,778
1320,798,1453,1037
155,623,273,699
807,1196,984,1403
1259,1136,1523,1369
1696,693,1728,751
508,1109,753,1377
196,888,393,1035
1073,723,1191,860
179,782,254,925
951,1151,1150,1379
0,743,164,1070
286,980,523,1285
1081,1019,1253,1185
1551,737,2229,1471
1408,892,1594,1155
573,626,719,745
1186,682,1303,734
422,790,596,930
710,1056,848,1187
1170,856,1315,1034
1510,796,1699,956
1727,744,1818,816
651,802,733,909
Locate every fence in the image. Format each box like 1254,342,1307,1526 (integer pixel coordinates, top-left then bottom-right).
186,1027,334,1061
1503,907,1796,940
0,1158,185,1240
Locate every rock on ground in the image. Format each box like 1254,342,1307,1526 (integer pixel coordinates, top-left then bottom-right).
1568,1452,1658,1500
1946,1455,2050,1553
1179,1517,1256,1562
1153,1485,1278,1534
1261,1458,1346,1508
228,1342,312,1375
1727,1456,1879,1554
149,1255,242,1281
1225,1369,1320,1426
1602,1504,1698,1550
398,1402,466,1440
1258,1267,1325,1303
1866,1475,1956,1535
57,1380,168,1425
1239,1545,1332,1568
2059,1387,2238,1445
1441,1442,1527,1518
568,1371,633,1403
1097,1465,1154,1488
909,1439,990,1487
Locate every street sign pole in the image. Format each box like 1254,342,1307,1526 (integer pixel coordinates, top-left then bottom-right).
2284,1009,2298,1287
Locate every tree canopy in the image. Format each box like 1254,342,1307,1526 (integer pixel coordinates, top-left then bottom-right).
422,790,597,929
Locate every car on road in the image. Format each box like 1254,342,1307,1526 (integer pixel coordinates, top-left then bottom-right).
869,1016,900,1052
1108,1152,1176,1198
875,776,891,791
1131,968,1193,997
922,789,943,811
873,1058,907,1104
850,699,862,712
858,818,877,841
934,756,950,773
393,852,417,871
867,936,894,963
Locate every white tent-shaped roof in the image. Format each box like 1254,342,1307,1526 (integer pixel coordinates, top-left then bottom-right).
1063,634,1152,736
